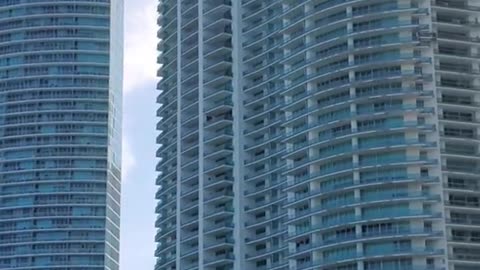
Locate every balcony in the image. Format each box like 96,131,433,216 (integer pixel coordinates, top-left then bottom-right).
435,48,480,58
438,98,480,108
443,165,480,174
204,237,234,250
445,182,480,192
204,97,233,112
449,234,480,243
436,64,480,75
204,114,233,129
204,128,233,143
204,221,234,234
204,190,234,204
450,252,480,262
204,253,234,267
435,16,480,26
433,0,480,12
245,245,287,260
289,192,439,221
155,254,176,269
291,210,441,237
204,205,234,219
293,228,442,254
447,216,480,226
244,194,286,212
180,245,198,258
155,240,176,255
296,248,444,269
440,130,479,140
437,32,480,43
204,144,233,160
287,175,439,203
204,174,233,189
440,113,479,124
445,200,480,208
442,146,478,156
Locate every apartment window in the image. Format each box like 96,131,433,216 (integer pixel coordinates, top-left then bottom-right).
364,258,412,270
443,110,474,122
444,127,474,138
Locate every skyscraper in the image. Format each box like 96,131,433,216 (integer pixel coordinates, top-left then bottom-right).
0,0,123,269
155,0,480,270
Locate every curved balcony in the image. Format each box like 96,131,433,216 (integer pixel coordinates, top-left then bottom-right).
286,175,440,206
155,254,176,270
244,195,287,213
246,246,288,261
204,221,234,235
245,228,288,244
281,9,426,54
244,212,287,229
243,0,281,27
283,120,435,150
283,73,428,109
290,209,442,238
282,22,426,63
155,226,176,242
204,253,234,267
287,192,440,223
296,248,444,270
447,217,480,227
291,229,443,256
432,0,480,12
204,237,234,252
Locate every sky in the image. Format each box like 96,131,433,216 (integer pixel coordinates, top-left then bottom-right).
120,0,159,269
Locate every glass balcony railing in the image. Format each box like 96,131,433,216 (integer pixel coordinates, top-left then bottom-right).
437,33,480,43
204,221,234,234
443,165,480,174
285,115,433,140
447,217,480,226
445,200,480,208
245,228,287,242
290,192,437,220
295,228,442,252
291,210,440,237
283,22,424,60
433,0,480,11
296,248,443,269
204,253,235,264
288,175,439,202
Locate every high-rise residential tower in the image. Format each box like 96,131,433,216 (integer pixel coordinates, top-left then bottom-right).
155,0,480,270
0,0,123,269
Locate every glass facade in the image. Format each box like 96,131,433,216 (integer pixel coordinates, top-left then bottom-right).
155,1,480,270
0,0,123,269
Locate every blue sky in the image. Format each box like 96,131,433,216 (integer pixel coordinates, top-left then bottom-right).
120,0,158,269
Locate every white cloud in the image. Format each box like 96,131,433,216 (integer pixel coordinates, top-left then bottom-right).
121,138,136,182
123,0,158,93
119,1,159,270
